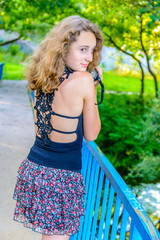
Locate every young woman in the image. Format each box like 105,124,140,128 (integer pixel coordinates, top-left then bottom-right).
13,15,103,240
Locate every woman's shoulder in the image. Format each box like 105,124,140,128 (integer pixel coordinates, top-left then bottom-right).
71,71,94,91
72,70,93,80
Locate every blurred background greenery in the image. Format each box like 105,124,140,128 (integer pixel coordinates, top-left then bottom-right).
0,0,160,231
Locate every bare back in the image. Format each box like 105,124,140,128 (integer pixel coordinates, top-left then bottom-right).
34,71,84,144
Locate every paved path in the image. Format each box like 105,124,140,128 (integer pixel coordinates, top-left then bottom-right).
0,80,40,240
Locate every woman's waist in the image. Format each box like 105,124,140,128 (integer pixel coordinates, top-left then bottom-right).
27,142,82,170
35,135,83,152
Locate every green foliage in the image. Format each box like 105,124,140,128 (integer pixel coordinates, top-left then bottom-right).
95,93,160,184
81,0,160,95
138,99,160,156
8,44,19,55
96,94,143,175
0,0,79,41
126,155,160,185
0,46,28,64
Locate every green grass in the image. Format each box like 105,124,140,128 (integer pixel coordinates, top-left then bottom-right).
103,72,160,96
2,63,26,80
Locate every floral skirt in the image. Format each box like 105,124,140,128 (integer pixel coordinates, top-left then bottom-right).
13,158,86,236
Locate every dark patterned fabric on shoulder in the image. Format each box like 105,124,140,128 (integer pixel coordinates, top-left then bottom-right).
59,66,75,84
13,158,86,236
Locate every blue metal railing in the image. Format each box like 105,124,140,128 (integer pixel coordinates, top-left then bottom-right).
70,139,160,240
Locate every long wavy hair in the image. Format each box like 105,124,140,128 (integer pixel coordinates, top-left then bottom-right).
26,15,103,93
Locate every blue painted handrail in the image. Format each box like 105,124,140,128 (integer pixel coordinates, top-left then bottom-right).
70,139,160,240
0,63,4,81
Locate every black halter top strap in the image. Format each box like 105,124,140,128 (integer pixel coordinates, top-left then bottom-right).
34,66,76,145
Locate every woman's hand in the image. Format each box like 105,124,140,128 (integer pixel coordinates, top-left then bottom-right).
94,66,103,88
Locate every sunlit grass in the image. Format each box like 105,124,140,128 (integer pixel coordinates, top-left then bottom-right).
103,71,159,96
3,63,26,80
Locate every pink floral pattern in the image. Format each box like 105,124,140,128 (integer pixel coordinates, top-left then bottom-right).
13,158,86,236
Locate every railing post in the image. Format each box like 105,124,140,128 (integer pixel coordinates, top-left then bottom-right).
0,63,4,82
129,221,142,240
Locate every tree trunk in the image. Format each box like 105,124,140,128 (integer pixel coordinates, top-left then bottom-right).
104,33,145,96
146,57,158,98
140,14,158,98
139,62,144,96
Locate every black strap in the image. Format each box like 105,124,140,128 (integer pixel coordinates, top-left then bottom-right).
90,69,104,105
59,66,76,84
95,74,104,105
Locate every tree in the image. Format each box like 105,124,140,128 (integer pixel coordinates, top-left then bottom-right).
80,0,160,97
1,0,160,97
0,0,78,44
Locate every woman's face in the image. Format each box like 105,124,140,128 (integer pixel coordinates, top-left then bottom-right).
65,31,96,71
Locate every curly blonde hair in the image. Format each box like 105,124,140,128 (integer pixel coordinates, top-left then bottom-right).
26,15,103,93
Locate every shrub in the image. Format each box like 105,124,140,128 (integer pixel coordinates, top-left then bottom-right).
8,44,19,56
137,98,160,156
95,92,160,184
0,45,28,64
125,154,160,185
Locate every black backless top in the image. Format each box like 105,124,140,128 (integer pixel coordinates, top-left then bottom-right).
27,67,83,171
